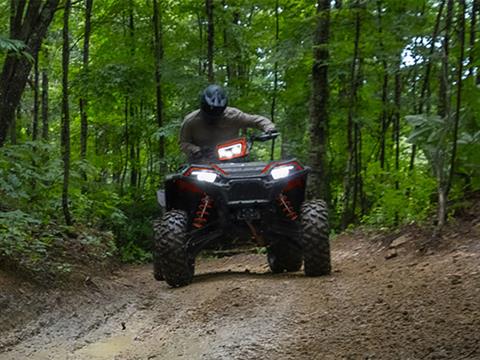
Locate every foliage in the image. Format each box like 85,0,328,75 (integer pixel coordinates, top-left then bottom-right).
0,37,33,61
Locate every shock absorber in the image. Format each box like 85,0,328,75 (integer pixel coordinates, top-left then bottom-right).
277,193,298,221
193,194,213,228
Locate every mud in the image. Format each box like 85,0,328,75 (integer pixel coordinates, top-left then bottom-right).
0,227,479,359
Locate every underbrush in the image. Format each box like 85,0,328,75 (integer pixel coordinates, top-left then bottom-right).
0,210,116,283
0,142,151,282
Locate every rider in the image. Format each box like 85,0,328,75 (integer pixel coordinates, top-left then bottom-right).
180,84,276,162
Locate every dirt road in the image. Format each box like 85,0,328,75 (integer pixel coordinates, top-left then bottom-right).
0,229,479,360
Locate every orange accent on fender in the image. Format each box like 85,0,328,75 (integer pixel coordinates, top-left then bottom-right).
283,177,305,192
176,179,203,193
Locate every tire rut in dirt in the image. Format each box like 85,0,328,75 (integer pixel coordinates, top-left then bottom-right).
301,199,331,276
154,210,194,287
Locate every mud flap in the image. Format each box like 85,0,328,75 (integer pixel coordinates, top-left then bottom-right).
157,190,166,208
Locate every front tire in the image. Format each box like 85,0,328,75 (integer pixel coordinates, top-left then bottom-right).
267,240,303,273
154,210,194,287
301,200,331,276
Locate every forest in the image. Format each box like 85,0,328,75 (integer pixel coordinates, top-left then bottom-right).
0,0,479,278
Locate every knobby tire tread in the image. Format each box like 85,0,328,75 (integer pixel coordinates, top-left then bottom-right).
301,199,331,276
153,210,194,287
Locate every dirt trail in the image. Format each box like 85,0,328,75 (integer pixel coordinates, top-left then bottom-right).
0,228,479,360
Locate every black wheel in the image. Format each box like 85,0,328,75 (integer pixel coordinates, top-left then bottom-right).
267,239,303,273
154,210,194,287
301,199,331,276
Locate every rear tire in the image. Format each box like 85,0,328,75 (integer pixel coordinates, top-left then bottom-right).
267,240,303,273
301,200,331,276
154,210,194,287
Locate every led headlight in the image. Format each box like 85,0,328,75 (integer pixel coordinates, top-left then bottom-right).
191,170,218,183
217,143,243,160
270,165,294,180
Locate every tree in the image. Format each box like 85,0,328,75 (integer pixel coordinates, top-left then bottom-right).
308,0,331,201
341,0,363,229
206,0,214,82
79,0,93,171
153,0,165,168
0,0,59,147
61,0,72,225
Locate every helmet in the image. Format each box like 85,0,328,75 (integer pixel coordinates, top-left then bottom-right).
200,85,228,118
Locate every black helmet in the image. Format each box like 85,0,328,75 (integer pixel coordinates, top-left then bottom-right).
200,84,228,118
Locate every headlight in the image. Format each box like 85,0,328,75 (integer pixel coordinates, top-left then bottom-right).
217,143,243,160
270,165,294,180
191,170,218,183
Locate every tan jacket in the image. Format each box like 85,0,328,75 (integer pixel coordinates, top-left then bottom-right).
180,106,275,160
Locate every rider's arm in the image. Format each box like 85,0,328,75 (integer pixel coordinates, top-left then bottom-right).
179,118,201,159
232,108,276,133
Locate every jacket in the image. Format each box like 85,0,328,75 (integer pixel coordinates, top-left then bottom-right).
179,106,275,160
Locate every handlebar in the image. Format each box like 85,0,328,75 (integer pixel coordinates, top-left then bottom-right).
251,131,280,142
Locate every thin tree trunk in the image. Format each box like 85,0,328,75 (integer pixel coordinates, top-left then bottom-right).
41,68,49,140
0,0,59,147
393,62,401,191
206,0,214,82
436,0,454,229
153,0,165,170
197,12,204,76
341,1,361,229
32,52,39,141
308,0,331,201
469,0,478,79
130,142,137,188
409,0,446,171
270,0,280,161
271,0,279,124
222,0,231,84
447,0,465,198
79,0,93,169
61,0,72,225
128,2,137,188
120,98,129,193
376,0,388,170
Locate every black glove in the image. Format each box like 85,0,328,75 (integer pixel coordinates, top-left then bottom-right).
201,146,215,158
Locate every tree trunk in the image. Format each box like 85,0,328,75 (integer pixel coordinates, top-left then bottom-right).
128,3,137,189
0,0,59,147
222,0,231,84
206,0,214,82
61,0,72,225
469,0,478,80
32,52,39,141
376,0,388,170
197,12,204,76
409,0,446,171
79,0,93,169
436,0,454,229
447,0,465,198
308,0,331,202
270,0,280,161
393,63,401,190
41,68,49,140
153,0,165,170
341,1,361,229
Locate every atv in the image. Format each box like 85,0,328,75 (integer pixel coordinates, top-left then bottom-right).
153,131,331,287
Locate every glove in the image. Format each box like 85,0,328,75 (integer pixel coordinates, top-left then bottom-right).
201,146,215,158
